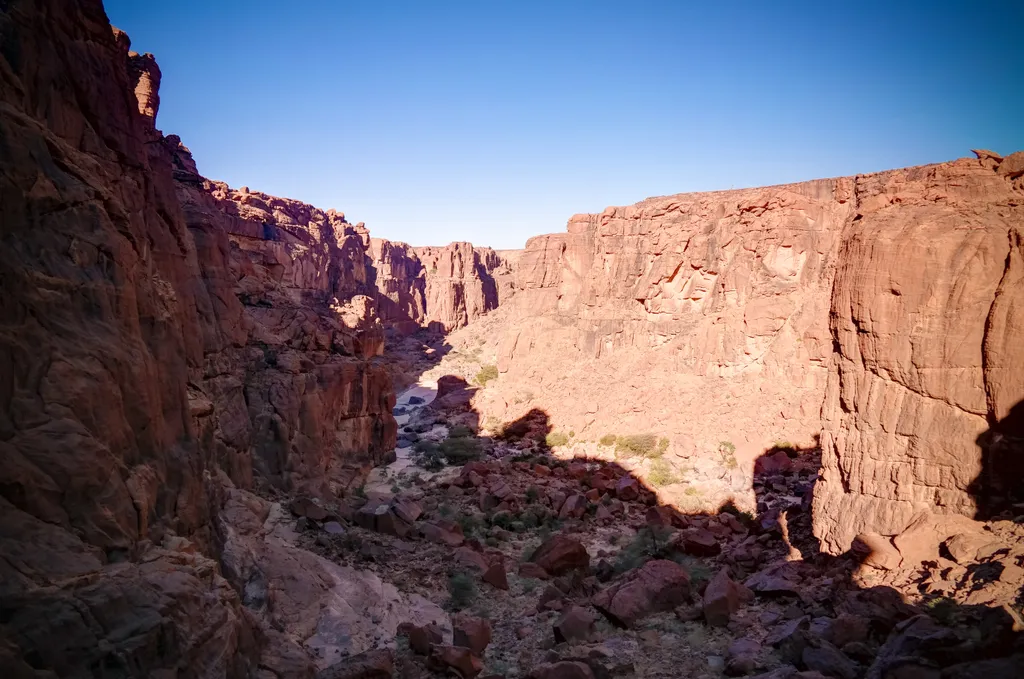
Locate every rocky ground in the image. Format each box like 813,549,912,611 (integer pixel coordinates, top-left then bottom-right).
283,359,1024,679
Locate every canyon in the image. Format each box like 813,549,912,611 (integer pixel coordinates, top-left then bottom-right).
0,1,1022,678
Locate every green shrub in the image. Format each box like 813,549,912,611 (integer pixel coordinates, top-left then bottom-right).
718,441,736,454
447,572,476,610
475,364,499,386
599,434,617,447
613,526,674,574
545,431,570,447
458,514,481,537
439,436,481,464
648,459,681,487
448,425,474,438
615,434,658,458
525,487,539,503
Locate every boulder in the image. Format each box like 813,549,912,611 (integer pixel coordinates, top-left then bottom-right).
703,567,753,626
593,559,691,627
453,614,492,655
530,535,590,575
554,606,597,643
431,645,484,679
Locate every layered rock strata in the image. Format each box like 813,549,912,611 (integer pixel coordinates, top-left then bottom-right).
369,239,518,333
477,153,1024,554
0,1,396,674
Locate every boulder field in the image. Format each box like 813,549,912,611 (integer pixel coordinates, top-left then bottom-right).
0,0,1022,677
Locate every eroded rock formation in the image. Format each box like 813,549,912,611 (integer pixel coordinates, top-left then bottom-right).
369,239,518,333
467,153,1024,554
0,1,396,674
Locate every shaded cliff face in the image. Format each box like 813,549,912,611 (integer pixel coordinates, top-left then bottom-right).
0,0,395,674
478,154,1024,553
369,239,518,332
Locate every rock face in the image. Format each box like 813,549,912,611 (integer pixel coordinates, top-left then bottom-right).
476,153,1024,553
0,1,395,674
368,239,519,332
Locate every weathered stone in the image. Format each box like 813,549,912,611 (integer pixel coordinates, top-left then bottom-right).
453,614,492,656
554,606,597,643
593,559,691,627
703,568,753,626
530,535,590,575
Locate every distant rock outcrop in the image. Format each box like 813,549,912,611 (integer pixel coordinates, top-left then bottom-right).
369,239,519,333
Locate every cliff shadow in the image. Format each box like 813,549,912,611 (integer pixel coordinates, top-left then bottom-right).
972,398,1024,520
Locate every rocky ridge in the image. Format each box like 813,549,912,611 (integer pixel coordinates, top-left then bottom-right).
369,239,519,334
443,153,1024,554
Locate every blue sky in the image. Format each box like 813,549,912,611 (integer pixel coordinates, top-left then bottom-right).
106,1,1023,249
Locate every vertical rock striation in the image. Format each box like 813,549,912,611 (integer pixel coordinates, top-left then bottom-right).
484,154,1024,552
0,1,395,674
368,240,519,332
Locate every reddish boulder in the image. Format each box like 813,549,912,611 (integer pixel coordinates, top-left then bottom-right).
518,562,551,580
593,559,691,627
679,528,721,556
431,645,484,678
453,614,492,655
401,622,444,655
703,567,753,626
530,535,590,575
554,606,597,643
482,561,509,590
615,477,639,501
559,494,588,519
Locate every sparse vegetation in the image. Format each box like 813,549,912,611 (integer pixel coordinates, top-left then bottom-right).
718,440,738,469
446,571,476,610
672,554,713,588
475,364,498,386
647,459,681,487
599,434,617,447
439,436,481,464
525,486,539,503
615,433,659,458
613,526,675,573
448,425,474,438
545,431,570,447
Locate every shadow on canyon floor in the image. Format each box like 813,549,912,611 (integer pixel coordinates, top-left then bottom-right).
377,379,1024,676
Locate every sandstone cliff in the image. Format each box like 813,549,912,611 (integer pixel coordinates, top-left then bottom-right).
469,153,1023,554
369,239,518,332
0,1,396,674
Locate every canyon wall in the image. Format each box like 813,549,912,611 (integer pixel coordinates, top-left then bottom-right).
369,239,518,332
0,0,396,674
479,153,1024,554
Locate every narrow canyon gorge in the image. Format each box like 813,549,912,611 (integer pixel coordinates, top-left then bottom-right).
0,2,1022,679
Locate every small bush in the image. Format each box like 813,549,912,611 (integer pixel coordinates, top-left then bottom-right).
458,513,481,537
525,487,539,503
615,434,658,458
684,486,702,496
613,526,674,574
475,364,499,386
545,431,570,448
599,434,617,447
448,425,474,438
718,441,736,454
440,436,481,464
648,459,681,487
447,572,476,610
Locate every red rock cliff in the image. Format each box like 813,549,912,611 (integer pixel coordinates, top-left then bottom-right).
369,239,518,332
0,0,395,673
484,154,1024,554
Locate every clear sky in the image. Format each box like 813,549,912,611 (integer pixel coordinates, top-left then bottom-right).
105,0,1023,250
